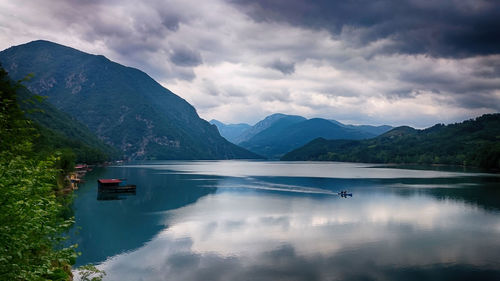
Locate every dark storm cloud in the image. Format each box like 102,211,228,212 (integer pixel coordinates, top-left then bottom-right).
269,59,295,75
170,47,203,67
161,14,182,31
393,56,500,109
471,56,500,79
455,92,500,109
230,0,500,58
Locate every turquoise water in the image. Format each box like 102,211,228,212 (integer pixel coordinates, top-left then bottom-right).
70,161,500,280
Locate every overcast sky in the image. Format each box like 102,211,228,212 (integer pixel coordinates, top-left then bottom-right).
1,0,499,127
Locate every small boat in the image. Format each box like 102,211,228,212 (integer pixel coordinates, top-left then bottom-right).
97,179,136,192
338,191,353,197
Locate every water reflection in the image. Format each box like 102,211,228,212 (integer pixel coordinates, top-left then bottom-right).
70,161,500,280
124,160,490,179
69,166,217,266
97,190,136,201
96,190,500,281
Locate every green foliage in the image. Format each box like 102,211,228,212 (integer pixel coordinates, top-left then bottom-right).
0,67,77,280
0,156,77,280
282,114,500,170
0,69,35,158
76,265,106,281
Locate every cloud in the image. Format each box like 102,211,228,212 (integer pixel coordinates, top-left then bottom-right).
0,0,499,127
231,0,500,58
170,47,203,67
268,59,295,75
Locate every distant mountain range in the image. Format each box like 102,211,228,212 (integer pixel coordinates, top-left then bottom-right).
0,40,260,160
209,120,251,143
328,120,393,136
282,114,500,170
211,113,392,159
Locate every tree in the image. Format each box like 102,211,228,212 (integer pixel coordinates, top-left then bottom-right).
0,67,76,280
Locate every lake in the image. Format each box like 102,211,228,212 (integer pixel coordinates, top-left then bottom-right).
70,161,500,281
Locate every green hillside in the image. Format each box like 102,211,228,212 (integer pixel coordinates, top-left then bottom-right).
0,66,115,163
19,89,121,163
282,114,500,170
15,84,119,163
0,40,260,160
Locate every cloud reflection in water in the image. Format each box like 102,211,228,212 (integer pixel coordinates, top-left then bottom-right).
94,184,500,281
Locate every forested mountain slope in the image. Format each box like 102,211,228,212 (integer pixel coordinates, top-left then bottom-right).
0,40,259,159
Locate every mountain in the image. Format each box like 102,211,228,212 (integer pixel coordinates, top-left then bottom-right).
239,115,375,159
329,120,393,136
233,113,304,144
282,113,500,170
16,83,119,163
0,40,260,160
1,66,115,163
209,119,251,143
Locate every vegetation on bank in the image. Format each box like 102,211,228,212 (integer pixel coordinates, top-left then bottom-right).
0,67,78,280
282,114,500,170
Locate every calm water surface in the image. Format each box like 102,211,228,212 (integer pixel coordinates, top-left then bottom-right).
70,161,500,281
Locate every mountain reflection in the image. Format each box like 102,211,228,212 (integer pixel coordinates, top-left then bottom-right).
70,161,500,280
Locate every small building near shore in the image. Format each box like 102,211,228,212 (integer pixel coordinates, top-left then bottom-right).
97,179,136,192
97,179,122,189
